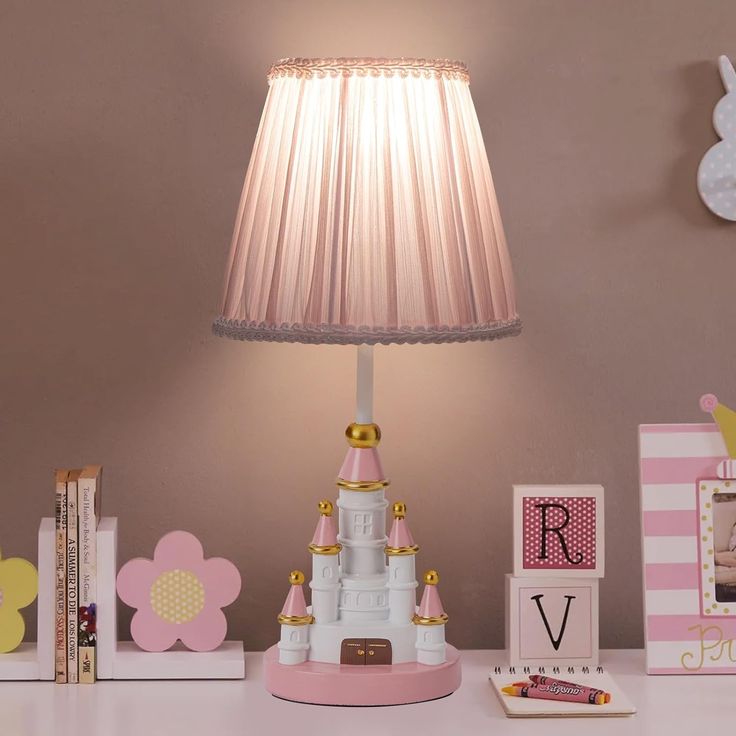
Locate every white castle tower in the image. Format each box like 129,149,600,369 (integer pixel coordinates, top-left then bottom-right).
277,570,313,665
414,570,448,666
386,502,419,625
308,500,341,623
271,421,452,670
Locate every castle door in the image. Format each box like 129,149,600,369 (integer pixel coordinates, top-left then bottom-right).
339,638,392,665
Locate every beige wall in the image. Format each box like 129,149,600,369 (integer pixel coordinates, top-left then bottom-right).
2,0,736,650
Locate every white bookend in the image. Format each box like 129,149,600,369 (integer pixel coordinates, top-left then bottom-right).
97,516,118,680
112,641,245,680
95,516,245,680
0,644,41,680
37,517,56,680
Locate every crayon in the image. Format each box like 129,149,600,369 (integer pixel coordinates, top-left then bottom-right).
502,683,606,705
528,675,611,703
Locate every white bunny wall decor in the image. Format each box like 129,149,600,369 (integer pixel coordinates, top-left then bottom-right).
698,55,736,220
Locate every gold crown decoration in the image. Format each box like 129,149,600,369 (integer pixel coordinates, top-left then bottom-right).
345,422,381,448
424,570,440,586
288,570,305,585
700,394,736,458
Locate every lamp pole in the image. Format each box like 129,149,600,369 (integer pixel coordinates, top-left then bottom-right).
356,344,374,424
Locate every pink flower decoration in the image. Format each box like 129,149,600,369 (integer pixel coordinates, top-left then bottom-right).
116,531,241,652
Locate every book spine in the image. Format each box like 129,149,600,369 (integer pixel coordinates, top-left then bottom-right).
78,474,98,683
67,481,79,684
54,477,67,683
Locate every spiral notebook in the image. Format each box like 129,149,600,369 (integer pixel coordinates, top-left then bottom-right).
489,662,636,718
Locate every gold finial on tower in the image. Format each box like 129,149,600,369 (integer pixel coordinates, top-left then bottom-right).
424,570,440,586
289,570,305,585
345,422,381,448
393,502,407,519
318,500,333,516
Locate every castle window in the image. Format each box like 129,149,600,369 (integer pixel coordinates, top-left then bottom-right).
290,631,298,642
356,592,372,608
322,566,333,579
423,631,432,643
353,512,373,535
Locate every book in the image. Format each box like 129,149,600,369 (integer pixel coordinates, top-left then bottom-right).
54,469,68,684
489,662,636,718
66,469,81,684
78,465,102,684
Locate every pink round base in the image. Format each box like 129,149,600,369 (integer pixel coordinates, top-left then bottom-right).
263,644,462,706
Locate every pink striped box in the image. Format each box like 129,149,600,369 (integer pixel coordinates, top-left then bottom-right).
639,422,736,674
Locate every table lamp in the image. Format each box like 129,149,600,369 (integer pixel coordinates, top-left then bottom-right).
213,57,520,705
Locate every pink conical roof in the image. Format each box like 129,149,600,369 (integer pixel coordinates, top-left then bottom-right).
311,513,338,547
417,581,446,620
281,582,309,618
339,447,385,482
387,517,416,549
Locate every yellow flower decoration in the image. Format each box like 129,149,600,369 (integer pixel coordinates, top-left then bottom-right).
0,549,38,653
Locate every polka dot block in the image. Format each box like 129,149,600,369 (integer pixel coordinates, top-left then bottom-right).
513,485,605,578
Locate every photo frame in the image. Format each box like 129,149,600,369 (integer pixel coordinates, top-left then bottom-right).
639,422,736,673
513,485,605,578
698,480,736,617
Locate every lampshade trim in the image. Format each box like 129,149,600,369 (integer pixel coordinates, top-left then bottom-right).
267,57,469,83
212,316,521,346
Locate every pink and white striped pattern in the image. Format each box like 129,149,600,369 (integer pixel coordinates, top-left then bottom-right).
639,423,733,673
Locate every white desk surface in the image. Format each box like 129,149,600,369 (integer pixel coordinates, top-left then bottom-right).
0,649,728,736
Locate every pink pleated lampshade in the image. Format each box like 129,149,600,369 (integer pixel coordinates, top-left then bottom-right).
213,58,521,345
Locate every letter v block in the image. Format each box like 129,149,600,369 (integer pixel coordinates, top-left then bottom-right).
505,574,599,667
513,485,604,578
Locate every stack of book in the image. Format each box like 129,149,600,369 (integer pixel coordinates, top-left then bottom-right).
54,466,102,684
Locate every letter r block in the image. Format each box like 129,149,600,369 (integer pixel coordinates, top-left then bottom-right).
505,575,599,668
513,485,604,578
